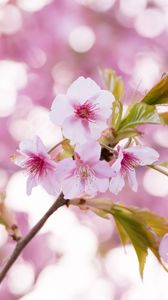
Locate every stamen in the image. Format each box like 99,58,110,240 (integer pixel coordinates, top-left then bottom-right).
24,155,46,177
74,100,99,122
121,151,140,173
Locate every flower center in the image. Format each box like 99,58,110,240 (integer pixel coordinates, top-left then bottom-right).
79,165,90,179
25,155,45,176
121,151,139,174
74,101,98,122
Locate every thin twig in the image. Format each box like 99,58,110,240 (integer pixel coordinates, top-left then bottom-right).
0,193,67,284
148,164,168,177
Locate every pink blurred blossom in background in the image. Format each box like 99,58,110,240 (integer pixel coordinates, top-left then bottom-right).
0,0,168,299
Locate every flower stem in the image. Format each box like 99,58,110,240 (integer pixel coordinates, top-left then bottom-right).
148,164,168,177
101,143,114,153
0,193,67,284
48,139,67,154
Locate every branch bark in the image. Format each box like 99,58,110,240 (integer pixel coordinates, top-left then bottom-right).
0,193,67,284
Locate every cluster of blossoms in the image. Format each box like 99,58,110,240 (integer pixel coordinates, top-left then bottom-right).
13,77,159,199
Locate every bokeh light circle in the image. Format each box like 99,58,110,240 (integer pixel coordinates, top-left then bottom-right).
0,4,22,35
135,8,165,38
17,0,53,12
69,26,95,53
143,169,168,197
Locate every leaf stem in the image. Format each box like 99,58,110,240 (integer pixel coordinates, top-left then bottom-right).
0,193,67,284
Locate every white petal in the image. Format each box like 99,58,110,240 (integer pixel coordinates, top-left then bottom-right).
50,94,73,126
67,77,100,103
109,173,125,195
126,146,159,166
127,169,138,192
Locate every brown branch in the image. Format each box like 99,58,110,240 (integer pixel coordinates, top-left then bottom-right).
0,193,67,284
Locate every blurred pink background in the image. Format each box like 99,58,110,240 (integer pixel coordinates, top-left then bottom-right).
0,0,168,299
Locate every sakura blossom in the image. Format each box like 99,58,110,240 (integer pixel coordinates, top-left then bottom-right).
159,234,168,263
109,145,159,195
50,76,114,144
60,141,114,199
12,136,61,196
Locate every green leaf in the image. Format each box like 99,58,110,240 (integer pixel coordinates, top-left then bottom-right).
142,75,168,105
111,101,123,130
130,208,168,237
110,128,142,147
111,205,150,278
74,198,168,278
100,203,168,278
118,103,161,130
114,219,129,246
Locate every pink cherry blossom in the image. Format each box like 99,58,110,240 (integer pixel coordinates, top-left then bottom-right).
159,234,168,263
109,145,159,195
60,141,114,199
50,76,114,144
13,136,62,196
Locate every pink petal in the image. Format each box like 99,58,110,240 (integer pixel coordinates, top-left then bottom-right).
35,136,48,156
84,177,98,196
85,176,109,195
127,169,138,192
93,161,112,178
12,154,27,168
19,139,36,155
63,117,91,144
67,77,100,104
159,234,168,263
110,149,123,173
75,141,101,163
94,90,114,114
62,176,83,199
109,173,125,195
27,175,38,195
126,146,159,166
40,172,61,196
88,119,109,140
57,158,76,179
93,177,109,193
50,94,73,126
